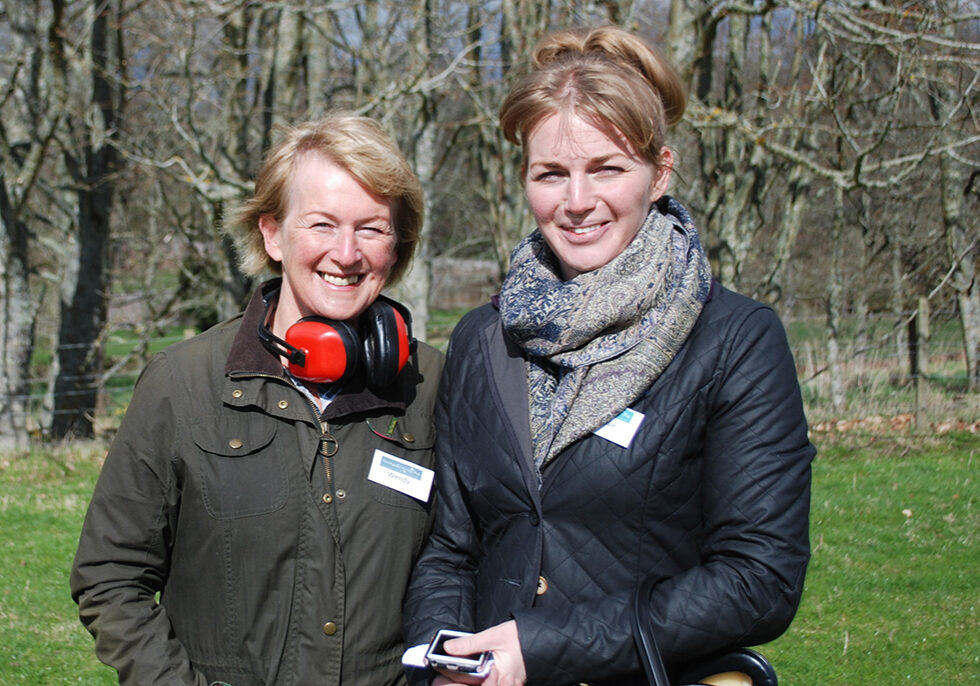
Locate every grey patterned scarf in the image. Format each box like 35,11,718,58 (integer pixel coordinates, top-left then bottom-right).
499,197,713,470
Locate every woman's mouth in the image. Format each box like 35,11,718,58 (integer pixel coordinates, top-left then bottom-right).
320,272,362,286
565,222,605,236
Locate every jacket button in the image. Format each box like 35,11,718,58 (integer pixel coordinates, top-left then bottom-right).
529,511,539,525
536,576,548,595
278,399,289,409
322,493,333,504
336,489,346,499
228,438,243,449
231,389,243,399
322,621,338,635
402,433,415,443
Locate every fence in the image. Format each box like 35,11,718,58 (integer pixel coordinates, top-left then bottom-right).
2,307,976,444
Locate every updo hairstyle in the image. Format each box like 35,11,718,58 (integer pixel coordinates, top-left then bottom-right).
499,25,686,171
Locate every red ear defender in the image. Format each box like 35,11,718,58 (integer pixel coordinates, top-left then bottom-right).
257,285,415,389
394,307,411,372
283,317,360,384
360,296,414,389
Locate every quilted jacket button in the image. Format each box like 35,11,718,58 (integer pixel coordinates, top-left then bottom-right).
322,621,338,635
536,576,548,595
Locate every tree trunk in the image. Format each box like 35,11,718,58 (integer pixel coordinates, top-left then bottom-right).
827,186,847,412
0,2,54,447
0,181,35,448
890,242,908,369
397,0,436,343
941,154,980,392
399,116,434,342
49,0,123,438
930,2,980,392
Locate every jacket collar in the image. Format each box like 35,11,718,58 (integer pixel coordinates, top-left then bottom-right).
225,279,409,419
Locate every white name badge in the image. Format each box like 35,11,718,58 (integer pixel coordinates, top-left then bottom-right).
593,407,645,448
368,449,434,502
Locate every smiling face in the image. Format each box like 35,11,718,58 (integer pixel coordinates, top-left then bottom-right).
258,152,396,329
524,112,673,280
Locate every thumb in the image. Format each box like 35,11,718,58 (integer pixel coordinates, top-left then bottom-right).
444,634,480,656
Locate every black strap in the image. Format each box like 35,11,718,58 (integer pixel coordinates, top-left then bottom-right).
631,578,672,686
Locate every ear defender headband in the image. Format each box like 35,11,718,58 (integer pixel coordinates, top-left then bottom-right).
258,286,415,389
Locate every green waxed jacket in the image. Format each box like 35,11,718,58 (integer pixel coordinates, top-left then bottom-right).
71,282,443,686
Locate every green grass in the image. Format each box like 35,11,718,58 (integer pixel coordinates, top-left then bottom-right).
1,433,977,684
762,431,978,683
0,445,117,684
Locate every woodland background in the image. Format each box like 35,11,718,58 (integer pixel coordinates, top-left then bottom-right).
1,0,979,447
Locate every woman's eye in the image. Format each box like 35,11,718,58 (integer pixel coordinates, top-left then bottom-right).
533,170,563,182
357,225,392,237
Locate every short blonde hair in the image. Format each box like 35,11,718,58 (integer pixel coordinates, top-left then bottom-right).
223,112,424,285
499,26,686,171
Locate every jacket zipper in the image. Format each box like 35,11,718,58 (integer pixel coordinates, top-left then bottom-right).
319,419,338,486
294,390,338,498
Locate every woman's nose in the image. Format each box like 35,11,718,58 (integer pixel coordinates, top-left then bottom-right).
330,228,361,264
565,174,596,215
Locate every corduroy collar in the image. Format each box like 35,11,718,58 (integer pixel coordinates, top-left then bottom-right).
224,279,409,420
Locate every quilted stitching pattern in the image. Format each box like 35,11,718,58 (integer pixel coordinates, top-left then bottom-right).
403,287,813,686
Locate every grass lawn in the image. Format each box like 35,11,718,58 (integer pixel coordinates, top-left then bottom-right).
0,430,977,685
764,431,978,684
0,446,117,684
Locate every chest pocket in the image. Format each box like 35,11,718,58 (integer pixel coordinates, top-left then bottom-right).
362,415,436,510
191,414,287,519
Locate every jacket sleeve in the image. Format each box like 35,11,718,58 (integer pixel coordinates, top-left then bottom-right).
516,305,814,684
402,336,481,653
70,352,209,686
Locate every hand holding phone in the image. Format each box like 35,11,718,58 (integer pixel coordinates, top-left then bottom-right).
424,629,494,682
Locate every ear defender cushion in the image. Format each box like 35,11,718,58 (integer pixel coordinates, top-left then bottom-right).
361,300,412,389
284,317,360,383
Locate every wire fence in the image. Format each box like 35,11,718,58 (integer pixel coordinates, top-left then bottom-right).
2,310,976,440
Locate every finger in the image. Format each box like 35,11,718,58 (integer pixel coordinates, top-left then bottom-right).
444,635,477,656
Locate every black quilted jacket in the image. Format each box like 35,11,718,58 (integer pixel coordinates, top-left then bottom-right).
403,283,814,686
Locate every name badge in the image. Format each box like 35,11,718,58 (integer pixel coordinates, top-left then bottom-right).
368,449,434,502
593,407,645,448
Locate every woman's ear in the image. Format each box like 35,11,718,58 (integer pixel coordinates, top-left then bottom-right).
258,215,283,263
649,147,674,202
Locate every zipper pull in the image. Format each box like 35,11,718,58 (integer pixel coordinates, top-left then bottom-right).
320,436,339,457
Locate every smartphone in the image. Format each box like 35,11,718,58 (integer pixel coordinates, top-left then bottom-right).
424,629,494,679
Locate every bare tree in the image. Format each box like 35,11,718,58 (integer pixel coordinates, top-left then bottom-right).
44,0,127,439
666,0,979,408
1,0,126,440
2,0,977,441
0,3,58,446
926,0,980,390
